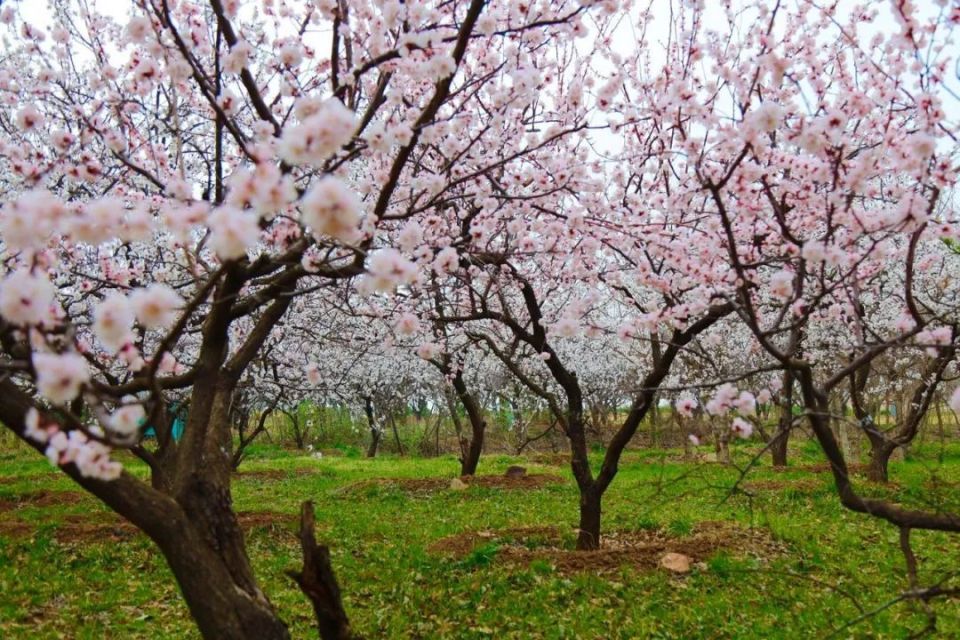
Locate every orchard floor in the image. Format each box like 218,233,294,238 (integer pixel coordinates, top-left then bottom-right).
1,440,959,639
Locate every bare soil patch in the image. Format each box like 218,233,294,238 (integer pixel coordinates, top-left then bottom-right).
0,490,89,513
430,520,785,575
237,468,321,480
0,509,291,542
346,473,565,495
429,526,561,556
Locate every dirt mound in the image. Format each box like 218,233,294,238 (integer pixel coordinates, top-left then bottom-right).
430,520,785,575
0,510,291,542
429,526,561,556
346,473,565,495
237,468,321,480
0,490,89,513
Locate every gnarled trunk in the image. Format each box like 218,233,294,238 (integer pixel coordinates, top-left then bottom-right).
161,502,291,640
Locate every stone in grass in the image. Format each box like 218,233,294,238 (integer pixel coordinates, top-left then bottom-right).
504,465,527,479
449,477,470,491
659,552,692,574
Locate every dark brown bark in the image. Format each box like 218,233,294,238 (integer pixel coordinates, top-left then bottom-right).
451,371,485,476
363,397,380,458
390,415,404,455
0,379,291,640
577,487,602,550
771,369,793,467
850,347,953,484
866,439,895,483
289,502,358,640
796,367,960,531
233,396,279,470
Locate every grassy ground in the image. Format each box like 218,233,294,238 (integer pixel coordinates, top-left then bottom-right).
1,439,959,639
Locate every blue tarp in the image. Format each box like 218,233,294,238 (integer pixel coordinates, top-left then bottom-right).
143,405,186,442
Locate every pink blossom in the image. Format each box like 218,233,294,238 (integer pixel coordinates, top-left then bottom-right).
0,269,56,325
278,99,356,165
107,403,146,437
33,352,90,405
24,408,52,444
949,387,960,414
731,417,753,439
15,104,43,131
394,312,421,336
299,176,362,244
1,189,64,250
616,322,636,341
769,270,794,300
706,384,738,416
733,391,756,416
278,42,304,67
93,293,135,352
801,240,825,264
550,317,580,338
208,207,260,260
432,247,459,275
130,284,183,329
125,16,152,43
675,396,698,418
72,197,126,245
363,248,417,293
416,342,441,360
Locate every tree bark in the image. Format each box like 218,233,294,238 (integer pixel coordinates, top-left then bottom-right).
363,397,380,458
866,439,894,483
289,502,358,640
577,487,602,550
771,369,793,467
452,371,485,476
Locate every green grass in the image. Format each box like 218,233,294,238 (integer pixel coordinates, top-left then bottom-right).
0,441,959,638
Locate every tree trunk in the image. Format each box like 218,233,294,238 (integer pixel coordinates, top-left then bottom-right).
770,425,789,467
577,487,602,550
715,430,731,464
460,434,483,476
772,369,793,467
289,502,356,640
159,518,291,640
364,397,380,458
390,415,404,455
452,371,486,477
864,424,895,483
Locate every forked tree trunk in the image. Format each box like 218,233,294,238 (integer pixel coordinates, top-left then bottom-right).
866,439,895,483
